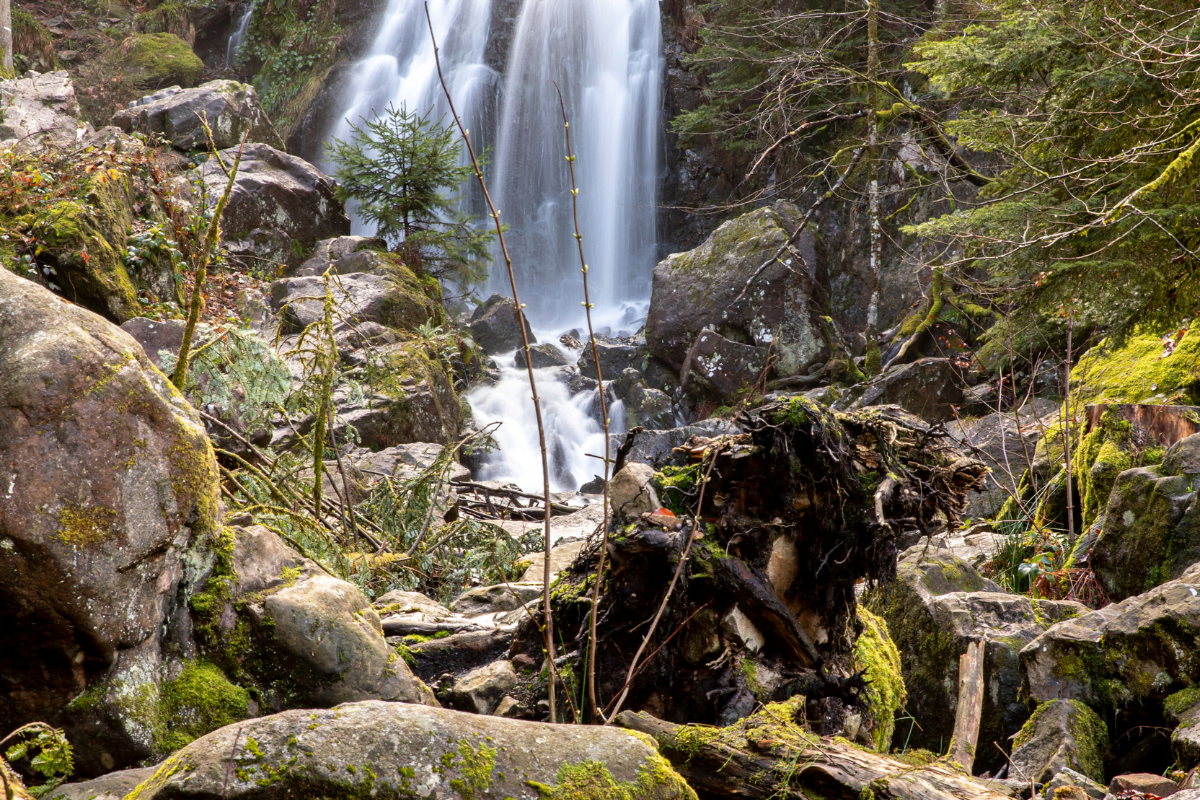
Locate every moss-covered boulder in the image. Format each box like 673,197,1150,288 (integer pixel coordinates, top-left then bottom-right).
118,700,696,800
0,268,220,776
854,607,907,752
646,201,829,379
1022,561,1200,714
270,262,443,335
1166,687,1200,770
1071,329,1200,407
1090,433,1200,601
193,524,437,712
122,33,204,91
1009,699,1108,785
864,549,1085,772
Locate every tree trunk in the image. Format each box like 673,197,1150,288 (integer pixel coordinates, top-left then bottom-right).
0,0,12,78
617,706,1012,800
863,0,883,375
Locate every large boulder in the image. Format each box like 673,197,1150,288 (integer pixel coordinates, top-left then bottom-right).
269,264,442,335
949,399,1057,520
196,524,437,711
0,70,90,147
1022,562,1200,741
1090,434,1200,601
646,201,829,379
112,80,284,151
290,235,390,277
199,143,350,269
468,294,535,354
864,548,1086,772
109,700,695,800
0,269,220,775
122,33,204,91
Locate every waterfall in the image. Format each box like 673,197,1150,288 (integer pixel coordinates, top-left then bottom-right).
226,3,255,68
490,0,662,324
326,0,664,492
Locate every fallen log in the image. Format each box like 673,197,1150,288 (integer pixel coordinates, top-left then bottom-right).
617,700,1013,800
380,617,487,637
950,640,986,773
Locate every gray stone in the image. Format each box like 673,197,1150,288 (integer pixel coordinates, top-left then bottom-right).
111,80,283,151
515,342,570,369
0,269,218,776
468,294,536,354
121,700,693,800
680,328,769,401
646,201,829,379
519,540,586,583
374,589,455,622
614,369,677,431
1043,768,1107,800
270,272,440,335
613,418,742,468
119,317,188,372
1091,450,1200,602
200,143,350,268
449,660,519,714
1169,691,1200,770
1010,699,1109,786
0,71,90,147
578,337,647,383
610,463,661,522
451,583,543,616
1108,774,1179,797
846,357,967,424
51,766,157,800
291,235,390,277
1022,562,1200,710
1164,434,1200,476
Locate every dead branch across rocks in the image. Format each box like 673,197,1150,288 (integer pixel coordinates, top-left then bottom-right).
508,396,987,737
617,699,1012,800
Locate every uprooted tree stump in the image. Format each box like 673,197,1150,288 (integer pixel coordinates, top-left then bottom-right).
507,396,987,741
616,698,1012,800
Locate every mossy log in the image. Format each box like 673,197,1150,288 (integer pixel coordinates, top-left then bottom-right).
617,703,1012,800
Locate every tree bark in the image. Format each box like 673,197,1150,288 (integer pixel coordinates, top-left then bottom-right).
617,708,1012,800
950,640,986,773
0,0,12,78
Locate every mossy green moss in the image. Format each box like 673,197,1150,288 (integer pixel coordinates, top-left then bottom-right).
854,607,907,752
55,502,118,547
529,732,697,800
123,33,204,90
157,661,252,752
1166,686,1200,720
1012,700,1108,782
1071,328,1200,406
447,741,497,800
12,10,56,72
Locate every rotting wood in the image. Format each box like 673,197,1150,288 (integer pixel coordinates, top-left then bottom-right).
950,640,986,773
617,702,1014,800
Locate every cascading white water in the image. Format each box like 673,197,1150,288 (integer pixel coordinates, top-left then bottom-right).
326,0,663,492
226,3,255,67
489,0,662,324
468,337,627,493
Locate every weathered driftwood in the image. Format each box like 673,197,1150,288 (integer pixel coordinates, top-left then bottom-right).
950,640,986,772
617,702,1012,800
379,617,487,637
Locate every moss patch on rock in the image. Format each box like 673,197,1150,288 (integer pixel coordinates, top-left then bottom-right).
854,607,907,752
158,661,252,752
122,33,204,91
1071,327,1200,406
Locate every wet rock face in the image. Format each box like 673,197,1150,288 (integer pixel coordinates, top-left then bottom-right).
270,270,441,335
118,700,696,800
840,357,968,424
680,328,769,401
199,143,350,270
112,80,285,152
1091,434,1200,601
646,201,829,380
0,269,219,775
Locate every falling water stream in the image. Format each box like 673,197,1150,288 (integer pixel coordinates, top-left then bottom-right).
327,0,663,492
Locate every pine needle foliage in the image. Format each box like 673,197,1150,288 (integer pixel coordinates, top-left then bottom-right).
326,104,495,292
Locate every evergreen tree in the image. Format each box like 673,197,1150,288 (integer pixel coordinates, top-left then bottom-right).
326,104,495,291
